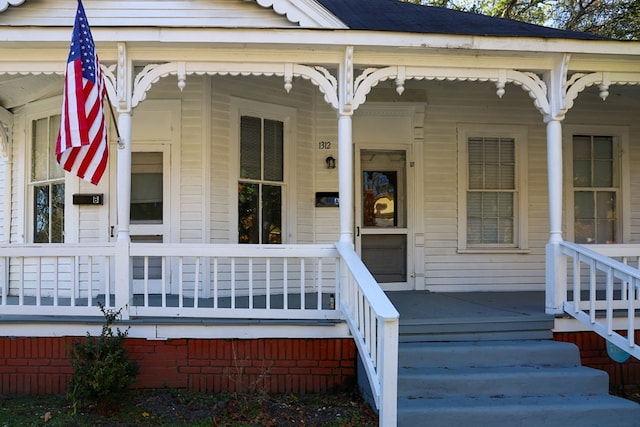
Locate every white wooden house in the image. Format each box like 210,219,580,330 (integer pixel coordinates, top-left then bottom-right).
1,0,640,425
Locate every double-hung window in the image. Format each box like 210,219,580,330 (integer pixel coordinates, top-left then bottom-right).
238,115,284,244
571,135,619,244
458,126,528,251
30,114,65,243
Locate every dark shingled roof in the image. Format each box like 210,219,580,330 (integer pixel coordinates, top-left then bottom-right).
316,0,605,40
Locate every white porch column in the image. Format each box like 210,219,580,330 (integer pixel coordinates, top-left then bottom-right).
544,55,570,315
116,112,132,243
338,113,353,244
545,118,567,314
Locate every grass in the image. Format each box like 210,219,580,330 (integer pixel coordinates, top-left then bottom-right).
0,388,378,427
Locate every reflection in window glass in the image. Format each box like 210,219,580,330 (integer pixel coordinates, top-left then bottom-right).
238,115,284,244
31,115,64,243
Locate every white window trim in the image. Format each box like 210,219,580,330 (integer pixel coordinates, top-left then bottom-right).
229,97,297,244
457,124,529,253
562,125,630,243
23,96,80,244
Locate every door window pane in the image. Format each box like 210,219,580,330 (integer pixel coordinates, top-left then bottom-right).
238,182,259,244
363,171,397,227
131,152,163,223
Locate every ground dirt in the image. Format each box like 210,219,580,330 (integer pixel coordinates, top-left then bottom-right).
0,388,378,426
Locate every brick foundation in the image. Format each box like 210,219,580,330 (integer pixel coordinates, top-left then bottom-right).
0,337,357,395
554,331,640,394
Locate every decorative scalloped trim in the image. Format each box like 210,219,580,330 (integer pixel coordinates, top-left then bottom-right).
0,0,25,13
255,0,346,28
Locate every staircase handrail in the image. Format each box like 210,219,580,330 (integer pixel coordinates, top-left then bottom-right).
335,241,399,427
560,241,640,360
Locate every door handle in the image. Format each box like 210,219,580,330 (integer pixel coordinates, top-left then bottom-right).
356,226,360,237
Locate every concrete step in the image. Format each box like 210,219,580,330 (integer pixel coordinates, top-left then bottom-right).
398,340,581,368
398,365,609,398
399,315,554,342
398,394,640,427
396,339,640,427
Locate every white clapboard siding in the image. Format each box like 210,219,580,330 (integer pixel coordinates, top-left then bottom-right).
0,0,295,28
422,81,547,291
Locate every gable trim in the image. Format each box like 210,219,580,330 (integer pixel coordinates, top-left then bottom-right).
255,0,347,28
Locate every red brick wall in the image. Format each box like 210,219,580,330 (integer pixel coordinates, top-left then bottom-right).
555,331,640,394
0,337,357,395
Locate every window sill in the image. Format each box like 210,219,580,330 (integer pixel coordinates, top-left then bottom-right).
457,248,531,255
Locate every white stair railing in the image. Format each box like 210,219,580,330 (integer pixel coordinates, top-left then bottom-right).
560,241,640,360
335,241,399,427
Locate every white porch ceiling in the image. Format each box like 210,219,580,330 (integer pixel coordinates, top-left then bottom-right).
0,73,62,110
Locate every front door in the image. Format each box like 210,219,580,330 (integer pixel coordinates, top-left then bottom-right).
130,147,170,294
355,148,413,289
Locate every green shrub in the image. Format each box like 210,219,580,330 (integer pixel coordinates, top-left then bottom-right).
67,303,139,413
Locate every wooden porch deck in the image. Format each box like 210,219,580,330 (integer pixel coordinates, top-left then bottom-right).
387,291,553,341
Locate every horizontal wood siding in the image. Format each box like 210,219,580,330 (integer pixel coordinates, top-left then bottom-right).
0,0,295,28
208,75,317,245
423,81,547,291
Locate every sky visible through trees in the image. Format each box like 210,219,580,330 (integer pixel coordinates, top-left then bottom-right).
402,0,640,40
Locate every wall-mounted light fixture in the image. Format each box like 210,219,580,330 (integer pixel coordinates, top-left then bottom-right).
325,155,336,169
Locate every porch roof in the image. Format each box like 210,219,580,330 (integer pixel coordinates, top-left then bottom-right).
317,0,606,40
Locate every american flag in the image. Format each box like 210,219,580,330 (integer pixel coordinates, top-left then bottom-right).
56,0,107,186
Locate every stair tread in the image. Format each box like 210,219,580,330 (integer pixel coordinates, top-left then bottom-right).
398,393,639,409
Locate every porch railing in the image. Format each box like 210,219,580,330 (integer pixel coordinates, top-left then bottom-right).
560,241,640,360
336,242,399,427
0,241,400,426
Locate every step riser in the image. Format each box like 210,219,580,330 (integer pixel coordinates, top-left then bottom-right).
398,341,581,368
398,405,640,427
396,340,640,427
400,330,553,342
397,368,609,398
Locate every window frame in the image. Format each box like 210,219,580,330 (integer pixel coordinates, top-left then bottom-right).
457,124,529,253
24,97,76,244
230,98,296,244
563,125,630,244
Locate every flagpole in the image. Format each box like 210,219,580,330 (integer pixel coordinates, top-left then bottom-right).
104,89,124,148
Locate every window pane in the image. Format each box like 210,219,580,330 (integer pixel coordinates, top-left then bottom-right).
573,136,592,159
238,182,259,244
49,115,64,179
240,116,261,180
597,219,616,244
131,152,163,223
263,119,283,182
498,217,514,244
575,219,595,244
574,191,594,220
262,185,282,244
594,159,612,187
34,185,50,243
498,193,514,217
573,160,591,187
467,217,482,244
482,218,498,243
51,183,65,243
482,192,498,217
594,137,613,159
32,118,49,181
363,171,397,227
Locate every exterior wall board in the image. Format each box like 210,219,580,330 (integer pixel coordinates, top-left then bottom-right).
0,0,295,28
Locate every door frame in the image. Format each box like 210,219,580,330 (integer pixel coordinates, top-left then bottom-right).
355,145,414,290
353,103,425,291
